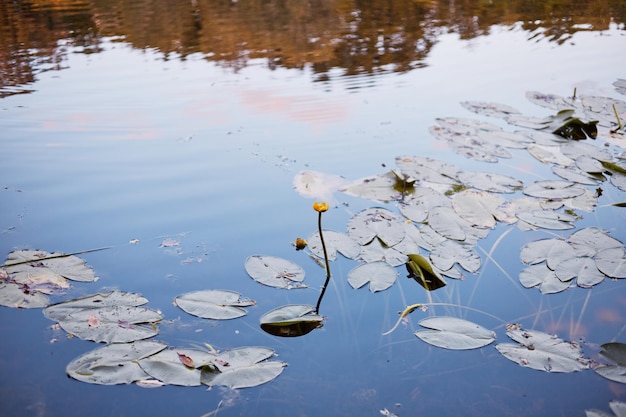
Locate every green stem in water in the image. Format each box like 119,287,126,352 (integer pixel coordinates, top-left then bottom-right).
314,210,331,314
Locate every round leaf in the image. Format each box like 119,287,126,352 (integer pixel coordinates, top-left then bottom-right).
139,348,217,386
414,316,496,350
347,262,397,292
175,290,254,320
244,256,306,289
347,207,405,247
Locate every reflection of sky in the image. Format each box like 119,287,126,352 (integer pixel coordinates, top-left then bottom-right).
1,22,626,417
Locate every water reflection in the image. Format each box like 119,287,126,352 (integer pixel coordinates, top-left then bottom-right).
1,0,624,97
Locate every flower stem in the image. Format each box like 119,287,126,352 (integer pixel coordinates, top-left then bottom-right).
314,210,331,314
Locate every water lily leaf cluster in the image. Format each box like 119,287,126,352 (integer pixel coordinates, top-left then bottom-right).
519,227,625,293
0,250,98,308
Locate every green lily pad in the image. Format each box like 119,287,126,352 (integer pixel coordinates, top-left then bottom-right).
260,304,323,337
66,340,167,385
347,262,397,293
414,316,495,350
244,255,306,289
175,290,255,320
496,328,588,372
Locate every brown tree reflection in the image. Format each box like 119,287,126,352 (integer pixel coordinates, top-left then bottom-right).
0,0,623,97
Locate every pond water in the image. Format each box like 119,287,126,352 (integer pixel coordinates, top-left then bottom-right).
1,1,626,416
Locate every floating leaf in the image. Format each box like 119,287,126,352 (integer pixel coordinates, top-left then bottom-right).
460,100,522,119
595,342,626,384
524,180,585,199
399,188,451,223
405,253,446,291
347,207,405,247
357,237,408,267
520,239,576,269
496,328,587,372
516,210,576,230
0,282,50,308
340,171,404,202
43,291,163,343
175,290,255,320
66,340,168,385
3,250,98,282
568,227,623,255
456,171,523,193
138,348,216,386
244,256,306,289
414,316,495,350
395,156,460,185
586,401,626,417
519,264,570,294
451,190,505,229
527,143,575,166
595,247,626,278
347,262,397,293
307,230,360,261
430,240,481,273
201,347,286,389
427,206,472,241
259,304,323,337
554,256,605,287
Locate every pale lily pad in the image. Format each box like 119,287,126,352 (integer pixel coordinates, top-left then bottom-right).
399,188,451,223
66,340,168,385
516,210,576,230
595,247,626,278
357,237,408,267
554,257,605,287
524,180,585,199
244,255,306,289
3,250,98,282
519,264,570,294
201,347,286,389
496,328,588,372
586,401,626,417
552,165,602,185
520,239,576,269
456,171,523,193
460,100,522,119
340,171,404,202
427,206,473,241
43,291,163,343
0,282,50,308
347,207,405,247
260,304,323,337
451,190,505,229
307,230,360,261
430,240,481,273
138,348,217,386
395,156,460,185
414,316,495,350
175,290,255,320
347,262,397,292
568,228,624,255
527,143,575,166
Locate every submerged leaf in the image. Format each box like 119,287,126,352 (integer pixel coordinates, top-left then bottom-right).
414,316,495,350
244,256,306,289
496,328,587,372
405,254,446,291
175,290,255,320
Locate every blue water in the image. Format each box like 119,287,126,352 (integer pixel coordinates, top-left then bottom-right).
1,17,626,417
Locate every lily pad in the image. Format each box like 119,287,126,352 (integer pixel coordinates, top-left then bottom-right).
260,304,323,337
200,347,286,389
414,316,496,350
568,227,623,255
138,348,217,386
520,238,576,269
175,290,255,320
456,171,523,193
3,250,98,282
451,190,506,229
427,206,474,241
399,188,451,223
307,230,360,261
516,210,576,230
595,342,626,384
347,207,405,247
395,156,460,185
429,240,481,273
519,264,570,294
340,171,405,202
43,291,163,343
66,340,168,385
347,262,397,293
460,100,522,119
244,255,306,289
586,401,626,417
554,256,605,288
292,170,348,201
0,282,50,308
524,180,585,199
595,247,626,279
496,328,588,372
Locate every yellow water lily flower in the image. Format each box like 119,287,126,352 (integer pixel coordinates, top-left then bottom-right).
313,201,329,212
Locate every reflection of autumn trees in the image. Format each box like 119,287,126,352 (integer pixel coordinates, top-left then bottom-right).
1,0,624,96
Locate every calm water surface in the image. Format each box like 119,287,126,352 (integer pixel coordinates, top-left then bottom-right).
1,1,626,416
